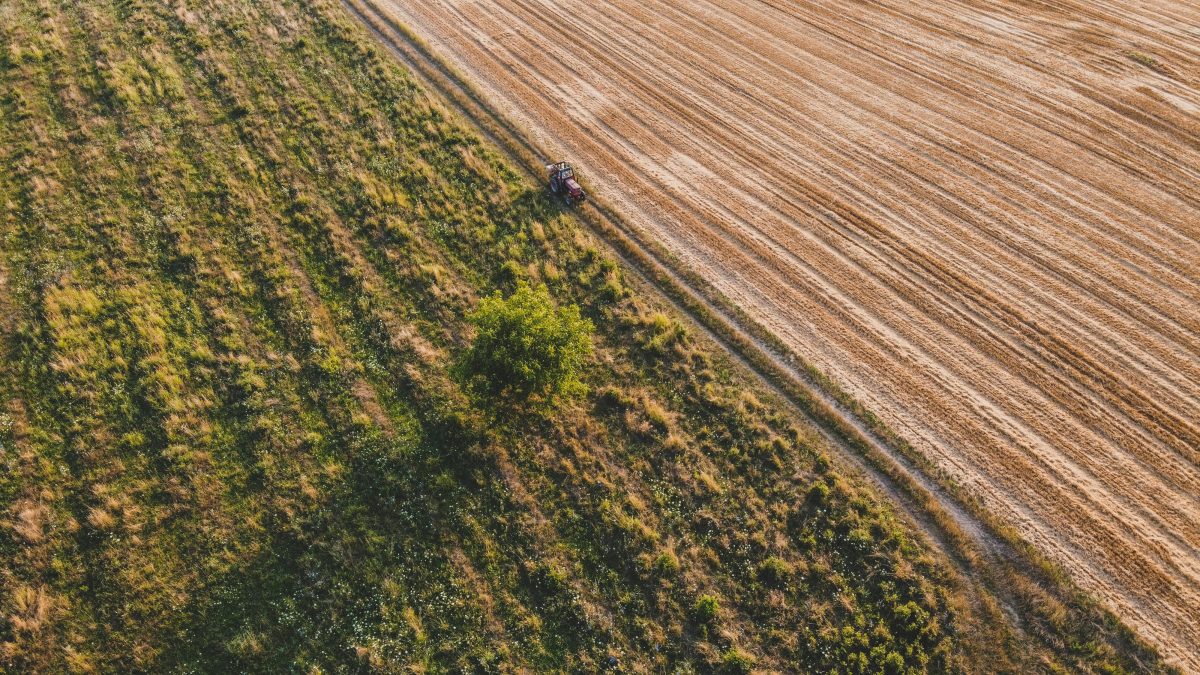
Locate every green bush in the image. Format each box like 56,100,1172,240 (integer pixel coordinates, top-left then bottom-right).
651,551,680,578
881,650,906,675
756,556,792,587
693,594,720,624
458,283,593,411
721,648,755,674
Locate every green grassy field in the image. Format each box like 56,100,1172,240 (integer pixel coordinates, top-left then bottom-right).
0,0,1170,671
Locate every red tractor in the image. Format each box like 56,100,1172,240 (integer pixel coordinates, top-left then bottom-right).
547,161,586,206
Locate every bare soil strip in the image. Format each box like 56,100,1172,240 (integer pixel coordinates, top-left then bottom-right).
359,0,1200,667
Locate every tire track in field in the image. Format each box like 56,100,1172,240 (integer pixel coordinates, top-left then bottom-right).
370,0,1200,667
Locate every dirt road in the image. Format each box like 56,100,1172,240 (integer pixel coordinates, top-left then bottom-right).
368,0,1200,666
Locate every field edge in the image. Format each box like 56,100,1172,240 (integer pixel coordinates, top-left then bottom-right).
341,0,1174,669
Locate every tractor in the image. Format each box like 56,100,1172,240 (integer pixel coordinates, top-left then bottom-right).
547,161,586,206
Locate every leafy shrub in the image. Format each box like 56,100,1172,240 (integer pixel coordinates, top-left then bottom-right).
806,480,831,507
721,647,755,674
651,551,680,578
457,283,593,411
881,650,906,675
693,594,720,624
757,556,792,587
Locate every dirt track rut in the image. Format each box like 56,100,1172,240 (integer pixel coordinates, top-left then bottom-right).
365,0,1200,667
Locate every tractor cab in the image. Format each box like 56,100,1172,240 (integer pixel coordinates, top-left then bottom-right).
547,161,586,205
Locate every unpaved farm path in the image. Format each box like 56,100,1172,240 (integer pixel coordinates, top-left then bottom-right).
370,0,1200,667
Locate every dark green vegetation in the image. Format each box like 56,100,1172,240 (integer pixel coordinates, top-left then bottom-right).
459,283,593,413
0,0,1168,672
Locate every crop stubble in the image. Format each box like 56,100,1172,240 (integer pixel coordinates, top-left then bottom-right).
373,0,1200,666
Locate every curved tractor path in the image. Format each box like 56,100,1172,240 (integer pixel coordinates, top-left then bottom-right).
371,0,1200,667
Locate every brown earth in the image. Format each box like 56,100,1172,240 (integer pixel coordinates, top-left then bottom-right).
368,0,1200,668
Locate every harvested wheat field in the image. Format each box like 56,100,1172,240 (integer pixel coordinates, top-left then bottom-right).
365,0,1200,667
